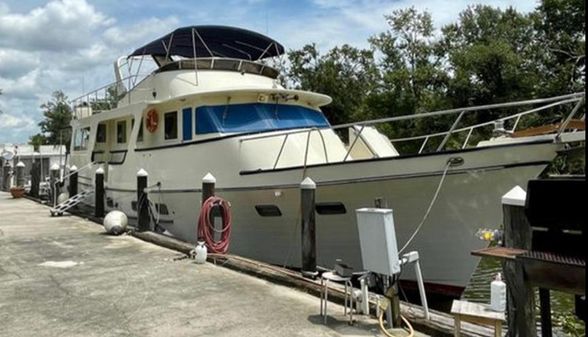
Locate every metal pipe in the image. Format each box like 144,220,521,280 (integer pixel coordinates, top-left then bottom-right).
462,128,474,149
343,125,364,162
556,98,585,139
418,136,429,154
273,134,289,169
414,259,430,320
437,110,465,152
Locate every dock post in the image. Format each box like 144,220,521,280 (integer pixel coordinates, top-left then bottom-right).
202,172,216,204
2,162,10,191
15,162,25,187
501,186,536,337
137,169,150,231
69,165,78,197
539,289,553,337
30,160,40,197
95,167,105,218
300,177,317,278
50,164,60,207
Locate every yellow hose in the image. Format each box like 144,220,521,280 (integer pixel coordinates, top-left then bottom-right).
378,299,414,337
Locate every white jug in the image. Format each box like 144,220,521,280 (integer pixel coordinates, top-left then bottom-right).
194,241,208,264
490,272,506,312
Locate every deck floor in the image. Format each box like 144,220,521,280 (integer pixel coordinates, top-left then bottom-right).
0,192,428,337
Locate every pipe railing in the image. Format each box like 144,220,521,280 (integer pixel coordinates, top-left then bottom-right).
239,93,585,170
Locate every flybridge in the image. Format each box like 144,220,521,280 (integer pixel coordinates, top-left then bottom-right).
70,25,286,119
128,25,285,63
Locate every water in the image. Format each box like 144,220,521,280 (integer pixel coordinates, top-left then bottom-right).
462,257,585,337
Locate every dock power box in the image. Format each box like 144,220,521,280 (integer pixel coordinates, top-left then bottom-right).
355,208,400,276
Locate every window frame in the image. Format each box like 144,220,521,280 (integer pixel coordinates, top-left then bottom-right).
164,111,178,140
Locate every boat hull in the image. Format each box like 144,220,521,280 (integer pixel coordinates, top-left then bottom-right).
78,139,558,296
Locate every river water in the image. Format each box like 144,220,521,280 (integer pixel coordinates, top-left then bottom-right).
462,257,585,337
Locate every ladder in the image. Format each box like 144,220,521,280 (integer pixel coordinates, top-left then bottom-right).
50,189,94,216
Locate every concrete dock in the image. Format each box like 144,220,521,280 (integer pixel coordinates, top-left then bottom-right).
0,192,423,337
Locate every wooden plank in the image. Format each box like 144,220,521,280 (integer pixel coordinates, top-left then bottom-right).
512,119,585,138
471,247,528,260
451,300,505,321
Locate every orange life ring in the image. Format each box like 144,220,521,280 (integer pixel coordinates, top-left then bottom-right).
146,109,158,133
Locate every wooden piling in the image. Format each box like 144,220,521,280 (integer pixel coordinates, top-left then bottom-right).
29,160,40,198
15,162,25,187
300,177,317,278
501,186,536,337
137,169,150,231
202,173,216,204
50,164,60,207
95,167,105,218
69,165,78,197
539,289,552,337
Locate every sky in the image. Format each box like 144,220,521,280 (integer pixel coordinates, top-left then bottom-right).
0,0,538,144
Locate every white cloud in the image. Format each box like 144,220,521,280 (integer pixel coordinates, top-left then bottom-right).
0,0,114,51
0,0,540,144
0,49,40,79
103,16,180,51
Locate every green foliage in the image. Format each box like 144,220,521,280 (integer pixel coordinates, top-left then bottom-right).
285,1,585,162
38,91,72,151
28,133,49,152
287,43,378,126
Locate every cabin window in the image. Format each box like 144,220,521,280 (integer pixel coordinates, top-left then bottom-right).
164,111,178,140
131,118,144,142
316,202,347,215
96,123,107,143
195,103,330,134
73,127,90,151
117,120,127,143
137,118,144,142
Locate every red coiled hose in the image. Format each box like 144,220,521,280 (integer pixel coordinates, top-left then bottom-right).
197,196,232,254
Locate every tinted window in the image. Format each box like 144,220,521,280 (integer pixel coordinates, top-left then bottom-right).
74,127,90,151
164,111,178,140
117,120,127,143
96,123,107,143
195,103,329,134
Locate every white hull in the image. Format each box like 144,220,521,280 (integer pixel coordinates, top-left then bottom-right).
76,139,558,294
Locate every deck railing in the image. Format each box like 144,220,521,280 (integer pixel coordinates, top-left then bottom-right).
240,92,585,170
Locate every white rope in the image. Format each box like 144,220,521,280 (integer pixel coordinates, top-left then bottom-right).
398,160,452,254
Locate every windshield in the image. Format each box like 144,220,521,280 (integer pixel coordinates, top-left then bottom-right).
195,103,330,134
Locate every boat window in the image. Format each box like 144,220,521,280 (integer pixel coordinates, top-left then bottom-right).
255,205,282,217
131,118,143,142
195,103,330,134
96,123,107,143
165,111,178,140
316,202,347,215
73,127,90,151
117,120,127,143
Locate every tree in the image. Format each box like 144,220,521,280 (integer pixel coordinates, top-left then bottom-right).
367,7,451,151
287,44,378,126
28,133,48,152
38,91,72,151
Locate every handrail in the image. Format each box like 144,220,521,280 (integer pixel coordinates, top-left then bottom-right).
272,128,329,169
334,92,585,130
58,161,97,184
384,97,582,143
238,93,585,170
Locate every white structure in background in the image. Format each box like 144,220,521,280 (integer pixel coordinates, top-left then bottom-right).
0,143,67,185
